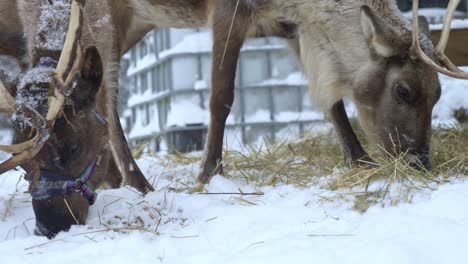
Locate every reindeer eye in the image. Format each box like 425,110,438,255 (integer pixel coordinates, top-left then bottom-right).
396,86,413,104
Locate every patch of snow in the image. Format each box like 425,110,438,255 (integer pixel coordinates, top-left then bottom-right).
127,89,166,108
122,109,132,118
430,19,468,30
36,0,71,51
433,66,468,126
194,80,208,90
119,117,128,132
128,106,160,140
0,157,467,263
258,72,308,86
403,8,466,26
0,129,13,161
128,123,160,140
15,63,54,112
275,111,324,122
166,100,209,127
0,56,21,84
244,109,323,123
245,109,271,123
159,32,212,59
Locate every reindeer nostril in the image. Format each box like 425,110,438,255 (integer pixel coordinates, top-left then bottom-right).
418,153,432,171
34,221,58,239
71,143,80,153
407,150,432,171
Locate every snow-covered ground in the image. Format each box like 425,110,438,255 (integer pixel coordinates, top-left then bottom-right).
0,157,467,264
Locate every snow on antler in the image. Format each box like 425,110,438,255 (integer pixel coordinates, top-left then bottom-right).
36,0,72,51
15,58,55,116
15,0,76,117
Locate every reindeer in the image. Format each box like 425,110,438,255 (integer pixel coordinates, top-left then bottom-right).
0,1,153,195
0,0,154,238
0,0,466,238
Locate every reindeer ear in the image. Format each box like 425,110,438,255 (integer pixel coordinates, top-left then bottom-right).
361,5,394,57
72,46,103,109
418,16,431,37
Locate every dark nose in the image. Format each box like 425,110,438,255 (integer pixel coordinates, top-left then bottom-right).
32,194,89,239
34,221,59,239
417,152,432,171
409,147,432,171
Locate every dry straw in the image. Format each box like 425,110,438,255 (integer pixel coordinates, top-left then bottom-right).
149,125,467,209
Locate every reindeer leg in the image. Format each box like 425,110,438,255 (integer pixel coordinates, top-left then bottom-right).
198,2,251,184
110,108,154,194
284,36,371,167
329,100,373,166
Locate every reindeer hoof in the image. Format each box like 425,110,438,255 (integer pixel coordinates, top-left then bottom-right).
198,163,223,184
126,169,155,194
345,152,376,169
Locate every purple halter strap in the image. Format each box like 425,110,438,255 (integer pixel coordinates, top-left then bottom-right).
31,159,98,205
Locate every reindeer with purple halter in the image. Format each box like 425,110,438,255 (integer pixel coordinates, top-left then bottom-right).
0,0,466,238
0,0,153,238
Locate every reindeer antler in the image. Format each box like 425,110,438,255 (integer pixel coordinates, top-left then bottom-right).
47,0,85,121
0,106,48,174
0,79,15,116
411,0,468,79
0,77,45,156
0,0,85,174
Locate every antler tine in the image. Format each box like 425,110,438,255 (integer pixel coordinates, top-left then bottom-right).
411,0,468,79
0,79,15,116
0,78,41,155
0,148,41,175
0,105,48,173
436,0,461,54
0,79,36,155
0,133,40,154
47,0,84,122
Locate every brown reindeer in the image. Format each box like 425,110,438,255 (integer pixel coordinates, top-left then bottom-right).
0,1,154,194
0,0,153,238
0,0,466,237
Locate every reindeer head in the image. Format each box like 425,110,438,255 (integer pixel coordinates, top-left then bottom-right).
352,1,466,170
0,0,117,238
28,45,108,238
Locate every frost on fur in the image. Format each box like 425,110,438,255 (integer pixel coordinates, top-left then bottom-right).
35,0,71,51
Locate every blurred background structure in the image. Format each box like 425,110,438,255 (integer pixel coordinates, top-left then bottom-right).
397,0,466,23
124,30,321,153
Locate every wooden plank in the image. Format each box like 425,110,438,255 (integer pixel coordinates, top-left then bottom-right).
431,28,468,66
